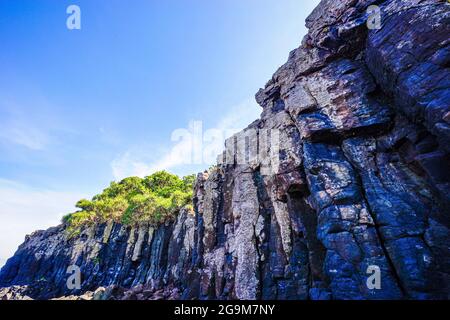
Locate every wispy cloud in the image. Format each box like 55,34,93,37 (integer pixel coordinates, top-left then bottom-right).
0,179,86,268
110,98,261,180
111,151,157,181
0,94,74,151
0,118,50,150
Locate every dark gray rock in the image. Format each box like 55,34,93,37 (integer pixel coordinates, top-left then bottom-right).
1,0,449,300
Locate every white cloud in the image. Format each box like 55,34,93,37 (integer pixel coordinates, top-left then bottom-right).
111,152,154,181
0,120,50,150
0,95,74,151
0,179,86,268
110,98,261,180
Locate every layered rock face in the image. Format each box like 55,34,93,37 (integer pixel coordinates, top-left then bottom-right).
0,210,196,300
1,0,449,300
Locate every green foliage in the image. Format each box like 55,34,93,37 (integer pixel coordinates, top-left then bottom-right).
182,175,196,191
64,210,95,238
62,171,195,234
93,256,101,265
75,199,94,211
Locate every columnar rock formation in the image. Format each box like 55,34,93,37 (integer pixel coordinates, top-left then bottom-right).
1,0,449,300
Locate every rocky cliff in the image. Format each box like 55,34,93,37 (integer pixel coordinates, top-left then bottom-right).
1,0,449,300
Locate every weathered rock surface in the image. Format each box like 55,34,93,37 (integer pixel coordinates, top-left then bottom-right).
1,0,449,300
0,209,197,300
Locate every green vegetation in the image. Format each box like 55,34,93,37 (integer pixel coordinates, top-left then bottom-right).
62,171,195,236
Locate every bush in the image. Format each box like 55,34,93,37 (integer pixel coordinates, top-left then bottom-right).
76,199,94,211
62,171,195,234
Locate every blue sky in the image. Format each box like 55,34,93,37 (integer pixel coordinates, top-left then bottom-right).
0,0,320,267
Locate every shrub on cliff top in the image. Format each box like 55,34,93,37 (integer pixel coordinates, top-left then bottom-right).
62,171,195,234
